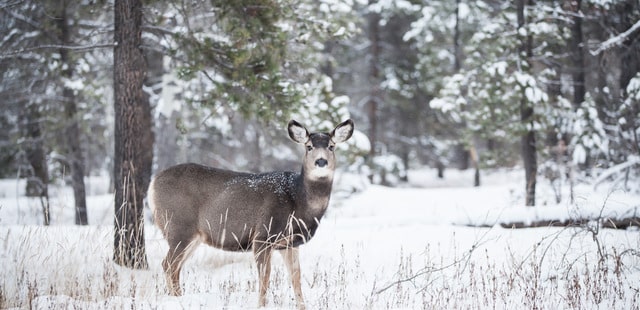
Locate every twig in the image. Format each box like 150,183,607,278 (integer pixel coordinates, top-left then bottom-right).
374,227,495,294
0,43,114,59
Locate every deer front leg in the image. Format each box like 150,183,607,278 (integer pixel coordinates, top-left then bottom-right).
280,247,305,310
254,242,273,307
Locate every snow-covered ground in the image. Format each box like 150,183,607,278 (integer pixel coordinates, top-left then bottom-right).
0,168,639,309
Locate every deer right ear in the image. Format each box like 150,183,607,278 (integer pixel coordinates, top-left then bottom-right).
288,120,309,144
331,119,354,143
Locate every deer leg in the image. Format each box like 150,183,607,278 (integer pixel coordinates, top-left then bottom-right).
162,252,182,296
253,242,273,307
162,234,201,296
280,247,305,310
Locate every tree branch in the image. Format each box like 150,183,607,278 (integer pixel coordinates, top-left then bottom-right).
0,43,114,59
142,25,178,37
0,1,21,10
590,19,640,55
1,5,41,30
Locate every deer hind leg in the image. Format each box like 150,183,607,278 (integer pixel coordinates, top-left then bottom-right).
280,247,305,310
162,233,202,296
253,242,273,307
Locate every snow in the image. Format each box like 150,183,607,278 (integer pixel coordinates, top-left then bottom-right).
1,168,639,309
590,19,640,55
368,0,420,14
626,73,640,100
346,129,370,153
156,56,184,118
333,26,346,37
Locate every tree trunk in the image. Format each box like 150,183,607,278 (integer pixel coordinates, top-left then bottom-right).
469,146,480,187
569,0,585,109
568,0,593,169
368,0,380,158
22,104,50,225
367,0,380,159
56,1,88,225
113,0,152,269
518,0,537,206
364,0,381,184
454,0,481,186
454,0,462,72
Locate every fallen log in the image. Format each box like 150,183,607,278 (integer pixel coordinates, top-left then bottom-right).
500,217,640,229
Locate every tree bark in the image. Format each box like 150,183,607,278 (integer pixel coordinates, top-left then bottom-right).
454,0,462,72
454,0,467,171
56,0,88,225
367,0,380,159
454,0,481,186
113,0,152,269
518,0,537,206
469,146,480,187
568,0,585,109
22,104,50,225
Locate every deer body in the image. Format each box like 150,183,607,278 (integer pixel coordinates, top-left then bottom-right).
148,120,354,309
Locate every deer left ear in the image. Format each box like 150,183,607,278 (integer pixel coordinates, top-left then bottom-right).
288,120,310,144
331,119,354,143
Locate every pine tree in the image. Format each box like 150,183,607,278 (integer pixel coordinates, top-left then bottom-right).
113,0,152,269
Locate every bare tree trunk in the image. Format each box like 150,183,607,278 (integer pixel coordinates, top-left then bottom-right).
454,0,481,186
453,0,467,171
469,146,480,187
454,0,462,73
22,104,50,225
55,0,88,225
518,0,537,206
113,0,152,269
568,0,585,109
367,0,380,159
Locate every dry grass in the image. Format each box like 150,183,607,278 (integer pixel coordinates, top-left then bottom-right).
0,224,638,309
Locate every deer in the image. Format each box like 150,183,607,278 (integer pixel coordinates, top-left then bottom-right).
148,119,354,309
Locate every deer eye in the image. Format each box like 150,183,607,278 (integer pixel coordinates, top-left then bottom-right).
328,145,335,151
306,145,313,151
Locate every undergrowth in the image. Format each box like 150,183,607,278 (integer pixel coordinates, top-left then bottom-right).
0,224,638,309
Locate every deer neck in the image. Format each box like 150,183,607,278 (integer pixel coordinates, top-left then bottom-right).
298,166,333,218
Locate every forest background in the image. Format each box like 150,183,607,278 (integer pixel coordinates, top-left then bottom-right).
1,0,639,263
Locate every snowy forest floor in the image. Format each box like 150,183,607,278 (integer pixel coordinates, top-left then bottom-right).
0,168,639,309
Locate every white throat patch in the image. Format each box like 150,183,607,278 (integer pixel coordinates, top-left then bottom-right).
308,167,333,180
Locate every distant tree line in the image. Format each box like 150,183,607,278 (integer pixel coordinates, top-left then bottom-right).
0,0,638,262
332,0,639,205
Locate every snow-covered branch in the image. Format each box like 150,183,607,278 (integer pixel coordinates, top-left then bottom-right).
1,5,41,30
0,43,114,59
142,25,178,37
590,19,640,55
0,1,20,10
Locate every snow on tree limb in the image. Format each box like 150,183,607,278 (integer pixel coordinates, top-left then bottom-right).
590,19,640,55
592,156,640,190
0,43,114,59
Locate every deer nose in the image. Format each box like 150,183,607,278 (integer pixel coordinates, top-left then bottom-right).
315,158,328,167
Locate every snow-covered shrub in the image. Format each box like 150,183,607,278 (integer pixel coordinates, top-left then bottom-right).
569,94,608,167
369,154,408,186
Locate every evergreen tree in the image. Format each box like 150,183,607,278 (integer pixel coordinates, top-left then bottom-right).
113,0,151,269
428,1,562,204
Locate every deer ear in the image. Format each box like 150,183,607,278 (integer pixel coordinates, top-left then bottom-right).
288,120,309,144
331,119,354,143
